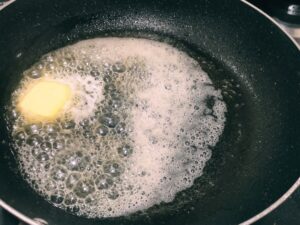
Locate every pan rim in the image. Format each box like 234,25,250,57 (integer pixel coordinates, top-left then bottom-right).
237,0,300,223
0,199,40,225
0,0,299,225
240,177,300,225
240,0,300,51
1,178,300,225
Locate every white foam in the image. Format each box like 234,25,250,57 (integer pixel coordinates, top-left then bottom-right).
9,37,227,218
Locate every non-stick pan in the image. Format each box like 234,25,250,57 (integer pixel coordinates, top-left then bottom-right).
0,0,299,224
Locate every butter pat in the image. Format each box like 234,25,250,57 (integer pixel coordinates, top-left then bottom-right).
18,80,71,122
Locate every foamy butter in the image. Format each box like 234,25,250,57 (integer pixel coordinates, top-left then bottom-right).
8,38,227,218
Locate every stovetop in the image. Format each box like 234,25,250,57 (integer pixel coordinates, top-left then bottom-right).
0,0,299,225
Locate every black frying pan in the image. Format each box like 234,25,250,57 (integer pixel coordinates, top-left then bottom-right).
0,0,299,225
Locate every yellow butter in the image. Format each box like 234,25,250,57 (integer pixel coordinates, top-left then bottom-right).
18,80,71,122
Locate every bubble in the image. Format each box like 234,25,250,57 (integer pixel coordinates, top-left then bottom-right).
45,180,57,191
50,193,64,204
66,173,81,189
79,119,90,129
85,195,97,206
164,84,172,90
115,122,127,135
28,70,42,79
51,166,68,181
26,134,43,147
90,69,100,77
46,63,55,71
74,179,95,198
10,109,19,120
53,139,65,150
184,141,190,146
44,123,60,133
31,147,40,157
103,161,124,177
61,120,76,129
112,62,126,73
83,130,93,139
109,98,122,110
40,142,52,152
46,55,54,62
14,131,26,145
107,189,119,200
36,152,49,162
190,145,197,153
67,206,80,213
110,90,121,100
63,151,90,171
99,114,119,128
95,125,108,136
104,83,117,93
103,75,112,83
95,174,113,190
117,145,132,157
64,193,77,205
44,133,58,143
25,124,42,135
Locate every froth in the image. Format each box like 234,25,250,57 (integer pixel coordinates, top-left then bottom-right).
7,37,227,218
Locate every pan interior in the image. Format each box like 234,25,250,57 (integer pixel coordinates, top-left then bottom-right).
0,1,299,224
1,30,252,222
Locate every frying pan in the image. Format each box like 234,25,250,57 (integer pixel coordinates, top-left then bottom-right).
0,0,299,224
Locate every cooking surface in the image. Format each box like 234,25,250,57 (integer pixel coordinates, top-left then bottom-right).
0,0,299,224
